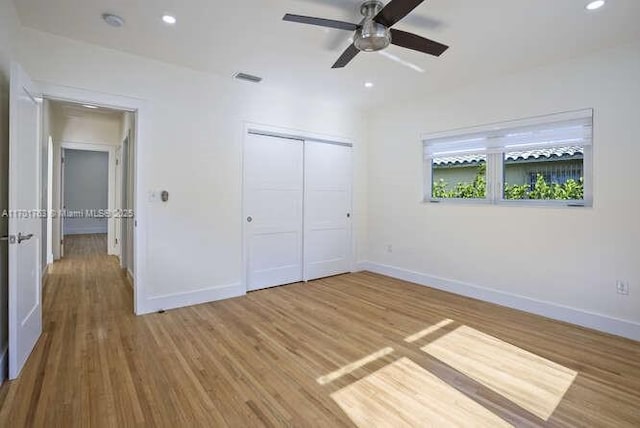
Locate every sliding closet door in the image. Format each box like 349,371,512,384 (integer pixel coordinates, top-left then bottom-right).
244,133,304,291
303,141,352,281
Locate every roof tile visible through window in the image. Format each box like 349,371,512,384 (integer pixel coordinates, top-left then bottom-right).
433,146,584,166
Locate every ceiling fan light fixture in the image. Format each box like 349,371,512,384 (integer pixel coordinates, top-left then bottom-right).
354,0,390,52
354,22,391,52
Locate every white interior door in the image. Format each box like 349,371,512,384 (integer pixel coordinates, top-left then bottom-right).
303,141,352,281
8,63,42,379
244,133,303,291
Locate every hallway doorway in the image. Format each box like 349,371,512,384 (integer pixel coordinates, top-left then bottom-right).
62,148,109,258
41,98,137,296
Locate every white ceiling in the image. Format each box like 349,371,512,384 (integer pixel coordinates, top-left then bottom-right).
14,0,640,106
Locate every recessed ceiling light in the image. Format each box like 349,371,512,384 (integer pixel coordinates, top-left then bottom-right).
102,13,125,28
586,0,605,10
82,104,99,109
162,15,177,25
364,82,374,88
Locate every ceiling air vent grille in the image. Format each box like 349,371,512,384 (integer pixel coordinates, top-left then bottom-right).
234,72,263,83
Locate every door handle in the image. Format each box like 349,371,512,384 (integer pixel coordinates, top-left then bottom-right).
18,233,34,244
247,216,253,223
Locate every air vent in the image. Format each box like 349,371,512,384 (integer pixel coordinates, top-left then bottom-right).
233,72,263,84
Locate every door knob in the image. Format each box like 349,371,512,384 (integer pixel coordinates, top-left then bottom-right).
247,216,253,223
17,233,34,244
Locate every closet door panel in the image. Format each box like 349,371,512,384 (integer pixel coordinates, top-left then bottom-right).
304,141,352,281
244,134,304,291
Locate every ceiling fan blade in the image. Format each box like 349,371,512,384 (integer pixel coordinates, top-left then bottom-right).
374,0,425,28
283,14,360,31
332,43,360,68
390,29,449,57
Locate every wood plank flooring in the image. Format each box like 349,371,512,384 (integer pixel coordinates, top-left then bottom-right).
1,236,639,426
63,233,108,258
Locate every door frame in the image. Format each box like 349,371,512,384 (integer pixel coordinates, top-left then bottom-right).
59,142,118,256
119,134,130,272
241,122,356,292
38,82,147,315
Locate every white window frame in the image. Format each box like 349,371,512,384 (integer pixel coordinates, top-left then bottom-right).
422,109,593,208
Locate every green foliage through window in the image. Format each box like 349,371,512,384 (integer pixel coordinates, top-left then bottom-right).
432,163,486,199
505,174,584,200
433,164,584,200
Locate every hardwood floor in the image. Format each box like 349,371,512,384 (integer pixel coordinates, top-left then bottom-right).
1,240,639,426
63,233,108,258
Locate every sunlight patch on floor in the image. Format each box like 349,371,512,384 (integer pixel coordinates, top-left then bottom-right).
331,357,512,427
404,319,454,343
422,325,577,421
317,347,394,385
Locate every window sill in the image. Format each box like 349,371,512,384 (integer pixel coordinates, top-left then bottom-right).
424,198,592,209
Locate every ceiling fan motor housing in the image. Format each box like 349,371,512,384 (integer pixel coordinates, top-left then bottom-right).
354,1,391,52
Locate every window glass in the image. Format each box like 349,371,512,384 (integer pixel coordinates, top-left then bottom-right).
503,146,584,200
432,154,487,199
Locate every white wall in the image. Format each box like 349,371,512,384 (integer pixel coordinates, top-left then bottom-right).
17,28,367,312
365,40,640,339
63,149,109,235
0,0,20,382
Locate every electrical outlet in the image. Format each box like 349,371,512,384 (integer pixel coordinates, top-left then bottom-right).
616,281,629,295
386,244,393,253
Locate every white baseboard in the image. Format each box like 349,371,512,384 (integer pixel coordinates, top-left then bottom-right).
139,282,245,315
357,261,640,342
0,344,7,386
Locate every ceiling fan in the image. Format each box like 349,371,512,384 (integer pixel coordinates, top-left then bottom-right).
283,0,449,69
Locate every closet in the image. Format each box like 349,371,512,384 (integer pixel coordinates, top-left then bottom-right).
243,132,352,291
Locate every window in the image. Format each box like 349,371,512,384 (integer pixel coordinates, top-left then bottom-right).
423,109,593,206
